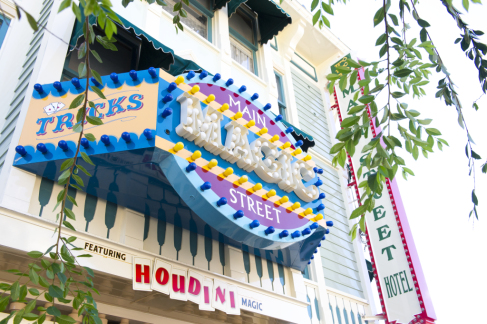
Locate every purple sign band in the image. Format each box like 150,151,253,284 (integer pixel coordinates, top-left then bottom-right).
195,167,309,229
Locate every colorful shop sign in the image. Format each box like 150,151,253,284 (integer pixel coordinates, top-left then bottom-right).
332,56,436,323
13,68,332,270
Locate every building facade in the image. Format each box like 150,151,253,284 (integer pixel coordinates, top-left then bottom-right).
0,0,392,323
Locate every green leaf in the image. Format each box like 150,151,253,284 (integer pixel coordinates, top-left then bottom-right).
58,0,71,13
24,300,36,314
77,254,93,258
358,95,374,104
394,69,413,77
86,115,103,125
10,282,20,301
417,119,432,125
27,251,43,258
376,33,387,46
388,13,399,26
69,94,85,109
84,266,95,277
91,69,103,86
91,50,103,63
63,221,76,231
78,62,86,78
80,152,95,166
48,285,64,299
341,116,361,128
90,86,106,100
14,309,25,324
76,164,91,177
472,189,478,205
29,268,39,285
56,315,77,324
71,2,81,22
312,10,321,26
417,19,430,27
25,11,38,31
350,205,366,219
23,313,38,321
85,133,96,141
64,208,76,220
346,58,361,69
339,75,348,91
373,7,385,26
67,195,78,207
0,296,9,312
321,2,334,14
463,0,469,11
72,123,83,133
403,167,415,176
60,158,74,172
425,128,441,136
28,288,39,296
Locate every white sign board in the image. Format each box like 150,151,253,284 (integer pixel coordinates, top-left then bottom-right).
332,56,423,323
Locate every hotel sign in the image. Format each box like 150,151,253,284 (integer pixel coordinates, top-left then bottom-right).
332,56,435,323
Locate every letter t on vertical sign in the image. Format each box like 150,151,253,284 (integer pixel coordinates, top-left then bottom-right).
133,257,152,291
170,267,188,301
151,259,172,295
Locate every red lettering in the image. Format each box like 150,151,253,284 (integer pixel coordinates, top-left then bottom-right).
155,267,170,286
135,264,150,284
204,286,210,304
229,291,236,308
215,287,225,304
188,276,201,296
172,274,185,293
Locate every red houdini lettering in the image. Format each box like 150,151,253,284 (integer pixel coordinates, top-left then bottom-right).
155,267,170,286
172,274,185,293
135,264,150,284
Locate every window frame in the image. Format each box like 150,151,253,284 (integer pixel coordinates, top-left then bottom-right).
229,6,259,75
0,15,11,50
163,0,214,43
290,52,318,82
270,36,278,51
274,71,286,120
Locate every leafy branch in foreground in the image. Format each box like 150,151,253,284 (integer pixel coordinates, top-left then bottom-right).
0,1,122,322
323,0,486,238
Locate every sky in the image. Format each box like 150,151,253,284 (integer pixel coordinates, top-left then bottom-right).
299,0,487,323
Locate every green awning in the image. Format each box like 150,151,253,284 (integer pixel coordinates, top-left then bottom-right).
221,0,292,45
69,12,205,76
281,117,315,152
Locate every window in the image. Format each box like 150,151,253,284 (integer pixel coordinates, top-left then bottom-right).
0,16,10,49
162,0,213,42
270,36,278,51
275,72,286,120
229,7,258,75
230,38,254,73
302,265,311,280
62,26,142,81
291,52,317,81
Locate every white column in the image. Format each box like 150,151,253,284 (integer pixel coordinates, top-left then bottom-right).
290,268,307,302
309,248,335,324
227,245,246,282
213,5,232,79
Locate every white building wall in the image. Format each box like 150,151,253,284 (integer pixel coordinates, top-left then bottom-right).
0,0,376,323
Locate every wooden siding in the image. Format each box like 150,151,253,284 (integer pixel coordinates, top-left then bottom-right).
291,68,332,160
318,163,365,299
0,0,53,172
